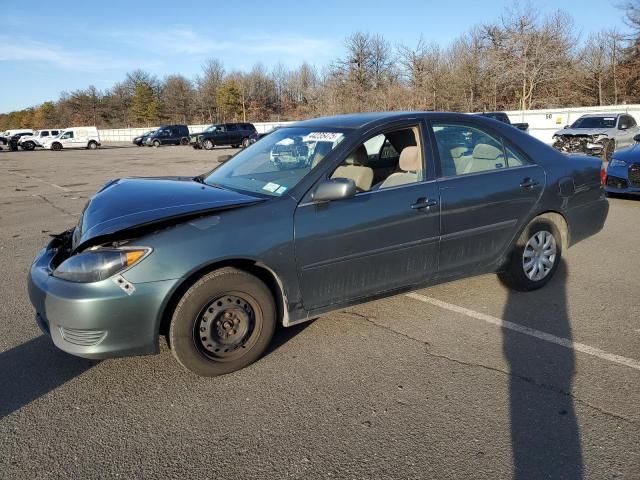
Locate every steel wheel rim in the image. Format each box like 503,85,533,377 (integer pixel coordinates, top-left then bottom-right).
204,140,213,149
522,230,557,281
194,293,261,362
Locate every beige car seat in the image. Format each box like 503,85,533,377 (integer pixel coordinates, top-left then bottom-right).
379,146,422,188
331,145,374,191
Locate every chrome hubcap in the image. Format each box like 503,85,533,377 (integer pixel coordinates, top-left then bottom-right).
522,230,557,281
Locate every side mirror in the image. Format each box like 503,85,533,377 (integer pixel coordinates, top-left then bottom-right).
634,134,640,143
619,123,629,130
311,178,357,203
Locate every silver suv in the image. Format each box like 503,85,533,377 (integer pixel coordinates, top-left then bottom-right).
552,113,640,161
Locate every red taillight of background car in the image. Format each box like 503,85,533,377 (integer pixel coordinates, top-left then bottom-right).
600,166,607,185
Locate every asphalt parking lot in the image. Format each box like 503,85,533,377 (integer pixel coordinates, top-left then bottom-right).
0,144,639,479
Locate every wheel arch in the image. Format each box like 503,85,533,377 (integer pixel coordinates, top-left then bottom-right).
157,258,289,342
534,210,569,250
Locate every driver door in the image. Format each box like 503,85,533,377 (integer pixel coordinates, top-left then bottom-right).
60,131,74,146
293,121,440,310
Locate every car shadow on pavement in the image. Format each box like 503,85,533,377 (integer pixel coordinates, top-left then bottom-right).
502,260,583,479
0,336,96,419
264,321,313,357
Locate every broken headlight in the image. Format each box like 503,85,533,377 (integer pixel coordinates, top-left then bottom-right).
53,247,151,283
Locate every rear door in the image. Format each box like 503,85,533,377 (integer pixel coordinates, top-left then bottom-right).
428,119,545,277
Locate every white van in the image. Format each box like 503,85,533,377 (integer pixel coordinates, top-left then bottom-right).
42,126,101,151
18,129,63,150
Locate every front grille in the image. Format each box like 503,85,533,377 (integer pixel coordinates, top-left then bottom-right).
59,327,106,346
607,175,628,189
629,163,640,187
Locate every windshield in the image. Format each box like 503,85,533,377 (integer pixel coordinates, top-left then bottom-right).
204,125,218,133
570,116,617,129
203,127,348,196
144,130,155,136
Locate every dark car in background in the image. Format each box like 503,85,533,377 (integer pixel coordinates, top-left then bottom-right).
191,122,257,150
28,112,608,377
145,125,190,147
476,111,529,132
133,130,156,146
605,133,640,196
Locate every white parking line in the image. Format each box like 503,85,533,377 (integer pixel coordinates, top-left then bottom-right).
406,292,640,372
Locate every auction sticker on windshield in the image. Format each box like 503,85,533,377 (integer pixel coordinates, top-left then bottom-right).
304,132,344,142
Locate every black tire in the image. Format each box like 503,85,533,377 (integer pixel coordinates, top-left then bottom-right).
232,144,240,149
22,141,35,151
203,139,214,150
498,217,562,292
180,138,189,146
51,142,62,151
87,140,98,150
153,140,161,148
241,137,250,148
169,267,276,377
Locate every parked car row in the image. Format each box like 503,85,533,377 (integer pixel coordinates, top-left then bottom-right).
0,127,101,151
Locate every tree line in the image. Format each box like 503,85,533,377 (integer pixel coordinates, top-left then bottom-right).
2,3,640,131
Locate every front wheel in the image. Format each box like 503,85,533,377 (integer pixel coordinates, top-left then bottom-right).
203,139,214,150
498,218,562,291
169,268,276,377
22,141,35,151
153,140,161,148
51,142,62,151
241,137,250,148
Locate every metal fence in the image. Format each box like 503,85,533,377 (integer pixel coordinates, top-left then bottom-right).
96,104,640,144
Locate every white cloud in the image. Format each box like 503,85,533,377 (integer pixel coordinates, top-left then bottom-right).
105,27,337,61
0,35,161,71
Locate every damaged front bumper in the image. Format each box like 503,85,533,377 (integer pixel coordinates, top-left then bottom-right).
553,135,607,157
28,235,177,359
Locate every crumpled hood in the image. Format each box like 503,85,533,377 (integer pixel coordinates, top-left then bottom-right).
554,128,612,137
76,177,263,248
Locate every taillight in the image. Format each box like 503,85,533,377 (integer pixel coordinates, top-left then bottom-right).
600,165,606,186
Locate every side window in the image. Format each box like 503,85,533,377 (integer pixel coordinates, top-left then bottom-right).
52,130,59,136
432,123,508,176
227,124,238,131
331,126,424,193
41,131,49,137
626,115,637,128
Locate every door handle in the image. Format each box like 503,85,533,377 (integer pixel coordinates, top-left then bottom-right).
411,198,438,210
520,178,540,189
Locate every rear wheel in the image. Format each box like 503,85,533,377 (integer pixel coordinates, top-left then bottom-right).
498,218,562,291
22,141,35,151
180,138,189,145
232,144,240,149
51,142,62,151
241,137,250,148
169,268,276,377
87,140,98,150
203,139,214,150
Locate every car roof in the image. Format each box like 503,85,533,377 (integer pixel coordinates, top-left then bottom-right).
290,111,474,129
579,113,622,118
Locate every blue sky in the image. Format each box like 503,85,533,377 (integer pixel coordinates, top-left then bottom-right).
0,0,629,113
